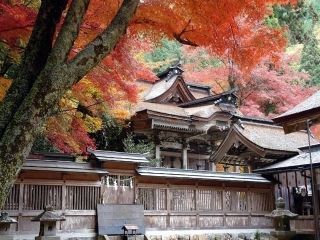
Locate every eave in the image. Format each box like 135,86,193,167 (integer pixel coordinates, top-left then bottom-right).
273,107,320,134
137,167,270,184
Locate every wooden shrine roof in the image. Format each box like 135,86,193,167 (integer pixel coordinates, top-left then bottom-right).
144,74,195,103
273,91,320,133
211,120,319,165
89,149,149,164
23,158,108,175
136,102,190,117
179,88,238,108
136,166,270,183
255,149,320,173
234,121,318,152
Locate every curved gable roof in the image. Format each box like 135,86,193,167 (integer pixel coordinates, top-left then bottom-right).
144,75,195,104
211,121,319,164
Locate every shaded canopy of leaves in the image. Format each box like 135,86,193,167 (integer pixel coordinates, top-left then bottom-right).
300,34,320,86
271,0,320,44
0,0,298,153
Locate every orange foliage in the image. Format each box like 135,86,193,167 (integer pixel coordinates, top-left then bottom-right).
0,0,297,153
0,77,12,101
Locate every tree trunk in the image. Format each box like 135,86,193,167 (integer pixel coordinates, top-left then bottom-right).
0,0,67,136
0,0,139,209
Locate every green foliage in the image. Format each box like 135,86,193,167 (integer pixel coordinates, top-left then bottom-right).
143,38,223,74
92,113,125,151
265,15,280,28
123,134,162,167
192,49,223,70
300,34,320,85
262,100,277,116
254,230,261,240
272,0,320,44
0,42,18,78
123,133,154,154
32,136,59,152
144,38,183,73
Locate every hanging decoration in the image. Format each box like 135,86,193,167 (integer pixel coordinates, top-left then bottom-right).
103,175,134,190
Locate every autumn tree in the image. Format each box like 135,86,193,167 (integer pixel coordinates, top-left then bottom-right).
0,0,296,208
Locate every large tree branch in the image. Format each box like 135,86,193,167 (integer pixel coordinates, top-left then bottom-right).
0,0,139,208
49,0,90,64
173,19,198,47
67,0,139,83
0,0,67,136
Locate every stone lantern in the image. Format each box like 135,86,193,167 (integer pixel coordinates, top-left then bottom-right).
0,211,17,239
266,197,298,240
31,206,65,240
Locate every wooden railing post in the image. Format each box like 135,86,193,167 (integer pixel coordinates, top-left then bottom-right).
166,185,170,229
17,182,24,233
18,183,24,214
61,181,66,213
222,184,226,228
247,187,251,228
195,187,199,229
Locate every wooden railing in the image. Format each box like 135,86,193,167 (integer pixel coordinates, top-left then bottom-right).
4,181,101,236
137,185,274,229
5,181,101,212
4,184,20,210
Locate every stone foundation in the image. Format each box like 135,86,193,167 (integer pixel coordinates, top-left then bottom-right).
146,231,273,240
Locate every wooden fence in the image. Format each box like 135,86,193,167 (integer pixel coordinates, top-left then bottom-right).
137,185,274,229
5,181,275,232
4,181,101,236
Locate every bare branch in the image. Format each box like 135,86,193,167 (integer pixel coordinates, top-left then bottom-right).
173,19,198,47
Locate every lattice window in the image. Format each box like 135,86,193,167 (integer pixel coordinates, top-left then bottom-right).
138,188,166,210
66,185,101,210
4,184,19,210
23,184,62,210
197,189,223,211
224,190,247,212
170,189,195,211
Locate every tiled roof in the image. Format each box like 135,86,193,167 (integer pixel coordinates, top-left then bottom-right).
255,150,320,173
235,121,319,152
137,167,270,183
275,91,320,119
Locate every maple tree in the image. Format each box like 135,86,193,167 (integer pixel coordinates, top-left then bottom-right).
0,0,296,208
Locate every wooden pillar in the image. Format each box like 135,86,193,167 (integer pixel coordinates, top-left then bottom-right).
154,132,161,167
312,168,320,238
155,145,161,160
18,182,24,233
211,162,216,172
182,139,188,169
61,181,66,213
